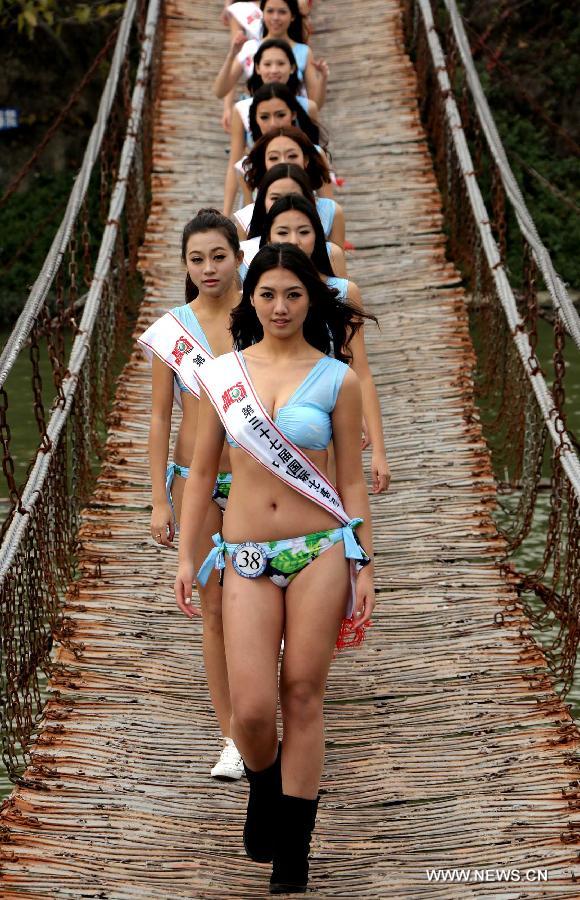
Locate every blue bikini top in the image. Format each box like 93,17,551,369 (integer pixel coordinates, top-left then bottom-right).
297,95,310,114
316,198,336,238
290,42,309,80
326,276,349,302
170,304,212,393
226,354,348,450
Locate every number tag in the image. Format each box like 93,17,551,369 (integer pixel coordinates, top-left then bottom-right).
231,541,268,578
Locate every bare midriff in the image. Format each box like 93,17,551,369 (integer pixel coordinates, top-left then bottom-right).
223,446,339,543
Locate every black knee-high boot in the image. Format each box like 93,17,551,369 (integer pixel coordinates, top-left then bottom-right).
269,793,319,894
243,743,282,863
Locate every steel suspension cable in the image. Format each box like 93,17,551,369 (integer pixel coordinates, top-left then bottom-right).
0,21,122,210
441,0,580,351
0,0,138,392
0,0,162,578
417,0,580,503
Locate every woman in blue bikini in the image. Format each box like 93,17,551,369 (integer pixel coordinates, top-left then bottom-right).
175,244,376,894
259,194,390,492
225,80,322,216
234,162,344,246
221,0,314,38
138,209,245,782
215,0,325,109
238,175,346,274
243,125,335,208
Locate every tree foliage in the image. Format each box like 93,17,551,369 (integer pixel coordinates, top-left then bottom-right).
0,0,124,38
458,0,580,287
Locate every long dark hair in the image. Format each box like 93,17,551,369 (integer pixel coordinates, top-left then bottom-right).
181,209,240,302
243,126,330,191
260,0,305,43
260,193,334,277
247,164,316,239
230,244,376,362
249,82,321,146
246,38,302,96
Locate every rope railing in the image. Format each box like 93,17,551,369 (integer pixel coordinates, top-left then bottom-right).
441,0,580,352
404,0,580,694
0,22,123,211
0,0,137,388
0,0,164,782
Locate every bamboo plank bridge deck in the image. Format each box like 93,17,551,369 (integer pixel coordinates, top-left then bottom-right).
2,0,580,896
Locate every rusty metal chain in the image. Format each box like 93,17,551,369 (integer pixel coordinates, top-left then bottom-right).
491,162,507,264
552,313,569,451
81,198,93,288
404,0,580,697
0,0,164,784
100,134,111,224
0,24,121,210
29,324,50,453
0,390,24,535
522,242,538,354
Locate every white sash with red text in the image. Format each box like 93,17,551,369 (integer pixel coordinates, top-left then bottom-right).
227,2,263,41
137,310,213,400
197,351,350,525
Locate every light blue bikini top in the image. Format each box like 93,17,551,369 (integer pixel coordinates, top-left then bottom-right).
170,304,212,393
226,354,348,450
326,276,349,302
291,43,309,80
316,198,336,238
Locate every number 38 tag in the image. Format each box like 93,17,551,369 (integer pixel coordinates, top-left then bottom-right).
232,541,268,578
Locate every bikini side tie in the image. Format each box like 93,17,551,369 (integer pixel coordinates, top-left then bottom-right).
197,532,227,586
341,518,365,560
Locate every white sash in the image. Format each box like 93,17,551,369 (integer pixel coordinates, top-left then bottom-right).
137,311,213,400
237,38,260,78
197,351,350,525
235,97,252,133
233,203,254,234
227,2,263,41
240,236,261,270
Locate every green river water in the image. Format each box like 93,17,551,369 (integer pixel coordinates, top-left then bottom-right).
1,316,579,800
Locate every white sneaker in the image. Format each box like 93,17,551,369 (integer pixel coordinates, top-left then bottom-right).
210,738,245,781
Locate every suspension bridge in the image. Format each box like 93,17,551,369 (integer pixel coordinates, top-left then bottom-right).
1,0,580,896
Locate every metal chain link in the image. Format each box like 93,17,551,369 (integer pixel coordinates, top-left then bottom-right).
552,313,569,450
0,390,24,529
29,323,50,452
81,198,93,288
405,0,580,697
0,0,163,783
